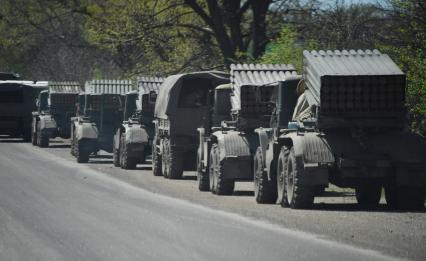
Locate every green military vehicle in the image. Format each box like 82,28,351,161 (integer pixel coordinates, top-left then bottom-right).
113,77,164,169
0,73,48,141
200,64,297,195
152,72,229,178
71,80,132,163
256,49,426,210
196,83,233,191
31,82,82,147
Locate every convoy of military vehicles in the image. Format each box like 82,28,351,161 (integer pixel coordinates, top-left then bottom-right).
1,49,425,210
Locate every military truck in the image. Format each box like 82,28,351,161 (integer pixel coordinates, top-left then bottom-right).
152,71,229,178
196,83,233,190
0,74,48,141
258,49,426,210
71,80,132,163
113,77,164,169
31,82,82,147
201,64,298,195
252,78,301,203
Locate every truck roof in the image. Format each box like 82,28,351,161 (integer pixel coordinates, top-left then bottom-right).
49,82,82,94
154,71,229,118
230,64,298,112
303,49,405,106
84,79,133,94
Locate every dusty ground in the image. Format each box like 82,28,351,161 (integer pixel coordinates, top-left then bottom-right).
40,138,426,260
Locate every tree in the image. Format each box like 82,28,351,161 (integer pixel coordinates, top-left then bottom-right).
0,0,119,82
379,0,426,135
183,0,273,64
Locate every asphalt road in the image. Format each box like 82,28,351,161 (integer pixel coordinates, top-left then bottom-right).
0,140,422,261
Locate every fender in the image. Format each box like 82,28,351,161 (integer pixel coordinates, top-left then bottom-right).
31,115,39,134
279,132,335,166
254,128,272,164
124,124,149,144
113,128,122,150
74,121,98,141
212,130,253,162
39,115,57,132
196,127,208,171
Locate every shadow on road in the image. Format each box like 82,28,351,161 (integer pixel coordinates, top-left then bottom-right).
88,160,114,164
233,191,255,197
320,191,355,197
310,203,426,213
91,155,113,159
48,144,70,149
182,175,197,181
136,166,152,171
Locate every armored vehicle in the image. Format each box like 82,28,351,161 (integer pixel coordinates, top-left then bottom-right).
31,82,82,147
201,64,297,195
0,75,48,141
113,77,164,169
71,80,132,163
152,71,229,179
196,83,233,190
264,50,426,210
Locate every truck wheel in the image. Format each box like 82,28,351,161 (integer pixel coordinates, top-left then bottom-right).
254,147,277,204
197,149,209,191
210,144,234,195
284,147,314,209
152,142,162,176
385,185,425,210
121,134,137,170
355,182,381,208
76,141,90,163
36,122,49,147
277,146,289,207
70,134,77,156
113,134,120,167
39,133,49,147
162,138,183,179
31,121,37,145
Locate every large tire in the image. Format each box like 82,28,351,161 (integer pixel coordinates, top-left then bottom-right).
385,185,425,211
113,134,120,167
210,144,234,195
31,120,37,146
39,132,49,147
355,182,382,208
76,141,90,163
36,122,49,147
121,134,137,170
254,147,277,204
284,147,315,209
277,147,289,207
71,133,78,156
152,140,162,176
197,149,209,191
161,138,184,179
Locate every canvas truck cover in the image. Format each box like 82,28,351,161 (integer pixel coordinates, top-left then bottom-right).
154,71,229,119
303,49,406,117
230,64,297,113
137,77,165,111
84,79,133,94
